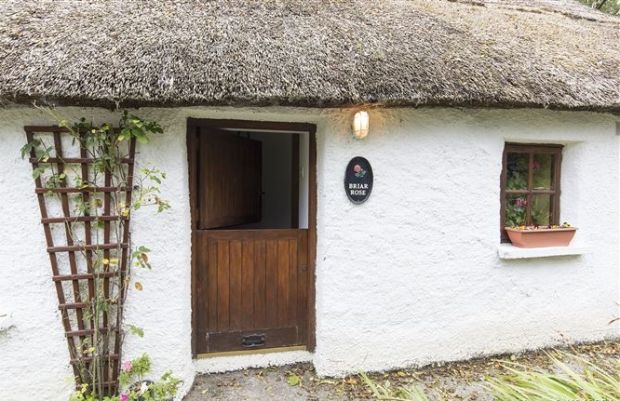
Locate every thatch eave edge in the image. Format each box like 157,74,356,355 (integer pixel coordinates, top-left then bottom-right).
1,94,619,115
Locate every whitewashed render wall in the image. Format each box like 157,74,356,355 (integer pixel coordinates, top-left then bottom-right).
0,106,617,401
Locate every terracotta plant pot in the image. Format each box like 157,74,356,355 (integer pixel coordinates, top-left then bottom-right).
505,227,577,248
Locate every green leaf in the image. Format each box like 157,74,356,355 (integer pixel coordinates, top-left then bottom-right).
136,134,149,144
20,139,41,159
128,324,144,338
32,166,45,180
287,373,301,386
20,144,32,159
118,128,131,142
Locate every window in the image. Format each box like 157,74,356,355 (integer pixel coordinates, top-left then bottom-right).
500,143,563,241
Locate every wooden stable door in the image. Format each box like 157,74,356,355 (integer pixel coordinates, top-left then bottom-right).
188,120,316,355
195,230,308,353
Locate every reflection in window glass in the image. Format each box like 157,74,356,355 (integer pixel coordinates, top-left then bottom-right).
506,153,528,190
531,195,552,226
506,194,527,227
532,154,554,190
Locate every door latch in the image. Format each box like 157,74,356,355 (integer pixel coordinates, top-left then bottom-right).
241,334,265,348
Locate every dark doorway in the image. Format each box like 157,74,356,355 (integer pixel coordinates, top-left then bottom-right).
187,119,316,356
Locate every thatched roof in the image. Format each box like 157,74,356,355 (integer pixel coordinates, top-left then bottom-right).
0,0,618,112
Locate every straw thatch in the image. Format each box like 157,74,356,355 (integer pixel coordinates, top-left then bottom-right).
0,0,618,111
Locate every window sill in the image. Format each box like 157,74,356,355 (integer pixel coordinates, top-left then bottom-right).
497,243,589,260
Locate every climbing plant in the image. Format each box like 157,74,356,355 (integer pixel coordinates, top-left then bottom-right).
22,110,178,400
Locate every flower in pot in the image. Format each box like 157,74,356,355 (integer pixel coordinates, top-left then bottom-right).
505,222,577,248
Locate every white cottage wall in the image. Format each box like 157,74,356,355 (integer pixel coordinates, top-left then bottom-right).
0,106,617,401
313,108,619,376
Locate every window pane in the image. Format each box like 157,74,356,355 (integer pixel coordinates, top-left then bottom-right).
532,153,554,190
531,194,552,226
506,153,528,190
505,194,527,227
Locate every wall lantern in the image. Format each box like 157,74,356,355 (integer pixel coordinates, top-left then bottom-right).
352,110,369,139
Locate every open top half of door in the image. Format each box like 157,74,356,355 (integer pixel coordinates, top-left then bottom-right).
198,128,262,229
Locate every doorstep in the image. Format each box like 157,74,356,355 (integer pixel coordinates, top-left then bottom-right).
196,345,307,359
193,346,313,375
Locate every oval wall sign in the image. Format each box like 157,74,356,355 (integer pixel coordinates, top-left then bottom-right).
344,156,373,204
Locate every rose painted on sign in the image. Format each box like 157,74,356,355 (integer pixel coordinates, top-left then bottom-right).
353,164,366,178
344,157,373,204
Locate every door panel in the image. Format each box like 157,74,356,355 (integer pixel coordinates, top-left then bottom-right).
206,327,299,354
216,240,230,331
199,130,262,229
241,240,255,330
195,229,308,353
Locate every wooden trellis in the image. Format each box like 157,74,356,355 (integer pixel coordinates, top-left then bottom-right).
25,126,136,395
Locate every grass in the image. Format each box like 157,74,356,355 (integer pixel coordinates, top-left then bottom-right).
360,372,430,401
360,351,620,401
486,352,620,401
577,0,620,15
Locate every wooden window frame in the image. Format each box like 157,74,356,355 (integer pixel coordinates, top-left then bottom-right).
500,143,563,242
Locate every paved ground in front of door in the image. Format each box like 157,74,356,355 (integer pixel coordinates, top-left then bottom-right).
183,340,620,401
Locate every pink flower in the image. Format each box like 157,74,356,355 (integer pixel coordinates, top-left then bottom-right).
515,198,527,208
533,160,541,170
120,393,129,401
353,164,362,173
121,361,132,372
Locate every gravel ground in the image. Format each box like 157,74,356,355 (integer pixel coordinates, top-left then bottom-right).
184,340,620,401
